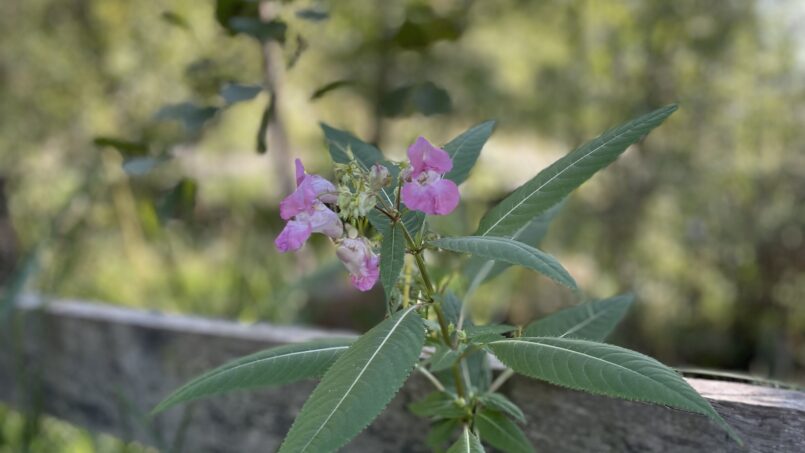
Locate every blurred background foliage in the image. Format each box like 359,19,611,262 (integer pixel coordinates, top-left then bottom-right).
1,0,804,449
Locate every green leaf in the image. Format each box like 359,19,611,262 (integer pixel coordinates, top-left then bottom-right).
321,123,384,168
441,292,463,325
380,222,405,303
475,105,678,238
408,391,466,419
93,136,148,156
488,337,741,443
444,120,495,185
429,346,464,372
465,324,515,339
152,338,354,414
155,102,219,136
157,178,198,224
477,393,525,424
295,8,329,22
161,11,191,31
228,17,287,42
122,156,170,176
447,426,485,453
465,200,565,289
427,419,461,450
475,409,534,453
431,236,576,290
465,350,491,393
523,294,634,341
278,307,425,453
381,82,452,117
220,83,261,105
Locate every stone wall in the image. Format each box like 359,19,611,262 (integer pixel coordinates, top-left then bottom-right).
1,296,803,452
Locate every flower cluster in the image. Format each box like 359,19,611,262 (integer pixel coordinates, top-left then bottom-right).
275,137,458,291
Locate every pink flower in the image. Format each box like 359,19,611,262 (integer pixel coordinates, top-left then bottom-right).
295,159,338,204
401,137,460,215
336,237,380,292
275,159,342,253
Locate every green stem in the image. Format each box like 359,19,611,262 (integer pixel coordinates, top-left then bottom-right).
401,223,467,399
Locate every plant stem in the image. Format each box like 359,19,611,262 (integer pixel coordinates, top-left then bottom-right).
489,369,514,393
416,365,446,392
400,224,467,399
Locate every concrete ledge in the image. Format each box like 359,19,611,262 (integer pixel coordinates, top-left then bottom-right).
1,296,803,452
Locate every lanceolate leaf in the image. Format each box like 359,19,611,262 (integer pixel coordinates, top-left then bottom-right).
380,222,405,303
427,419,461,450
321,123,384,168
465,324,516,339
429,346,463,372
408,391,465,419
475,408,535,453
488,337,740,443
431,236,576,290
464,200,565,289
278,306,425,453
478,393,526,423
152,338,354,414
523,294,634,341
447,426,485,453
220,83,262,105
444,120,496,185
475,105,678,238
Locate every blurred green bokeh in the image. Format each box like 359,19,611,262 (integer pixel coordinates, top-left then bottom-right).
1,0,804,449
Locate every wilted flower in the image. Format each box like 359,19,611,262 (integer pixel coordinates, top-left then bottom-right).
400,137,460,215
275,159,342,252
336,235,380,292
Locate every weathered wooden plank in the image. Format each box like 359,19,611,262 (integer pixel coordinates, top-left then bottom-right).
0,296,803,452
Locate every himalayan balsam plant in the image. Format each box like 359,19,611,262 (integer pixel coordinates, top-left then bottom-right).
153,104,741,451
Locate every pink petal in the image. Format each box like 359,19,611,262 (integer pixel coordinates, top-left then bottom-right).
279,182,316,220
295,159,306,186
275,220,312,252
336,237,379,291
350,255,379,292
401,178,460,216
407,136,453,175
307,175,338,204
303,203,343,239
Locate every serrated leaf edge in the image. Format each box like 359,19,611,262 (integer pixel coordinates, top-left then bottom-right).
476,410,532,453
477,105,676,237
296,306,421,452
153,341,351,414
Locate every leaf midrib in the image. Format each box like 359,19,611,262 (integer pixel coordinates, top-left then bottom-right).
478,120,646,237
458,427,471,453
478,412,525,451
438,236,571,287
447,134,471,159
439,237,558,265
491,338,708,413
159,344,351,410
300,306,418,452
557,308,608,338
195,345,349,384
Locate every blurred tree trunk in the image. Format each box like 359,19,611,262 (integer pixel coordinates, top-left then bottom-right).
260,0,294,196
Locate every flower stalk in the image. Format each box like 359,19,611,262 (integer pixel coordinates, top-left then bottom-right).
400,221,467,399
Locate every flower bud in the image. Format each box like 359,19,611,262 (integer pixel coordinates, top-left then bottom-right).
336,236,380,292
368,164,391,190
